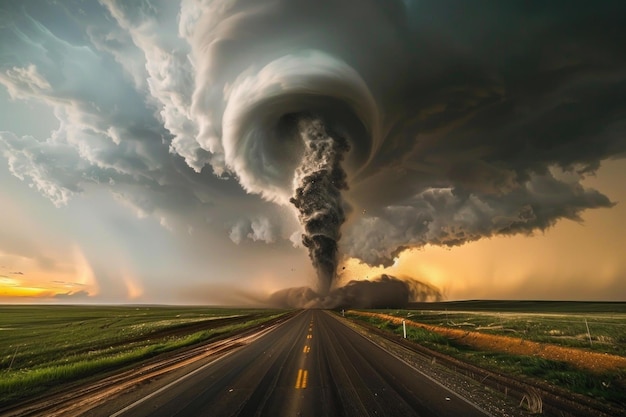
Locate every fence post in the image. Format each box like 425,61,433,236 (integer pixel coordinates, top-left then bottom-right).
403,320,407,338
585,318,592,346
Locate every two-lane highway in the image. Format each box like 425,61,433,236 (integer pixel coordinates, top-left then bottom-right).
107,310,489,417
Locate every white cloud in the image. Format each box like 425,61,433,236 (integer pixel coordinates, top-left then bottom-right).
101,0,203,172
0,64,51,96
229,216,279,245
0,131,82,206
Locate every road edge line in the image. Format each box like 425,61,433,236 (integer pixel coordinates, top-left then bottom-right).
325,311,496,417
109,314,297,417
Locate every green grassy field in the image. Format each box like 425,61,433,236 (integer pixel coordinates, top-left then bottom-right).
347,303,626,407
383,308,626,355
0,305,288,406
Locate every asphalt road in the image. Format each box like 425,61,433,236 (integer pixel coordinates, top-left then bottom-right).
110,310,489,417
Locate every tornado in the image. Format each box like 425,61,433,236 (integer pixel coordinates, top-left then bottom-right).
290,117,350,294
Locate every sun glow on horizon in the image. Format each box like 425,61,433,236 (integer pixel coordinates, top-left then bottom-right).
0,245,101,302
0,275,91,301
0,278,54,298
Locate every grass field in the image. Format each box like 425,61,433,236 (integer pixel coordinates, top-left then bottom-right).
0,305,288,406
347,303,626,407
388,308,626,356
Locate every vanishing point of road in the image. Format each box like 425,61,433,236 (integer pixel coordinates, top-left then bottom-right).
105,310,489,417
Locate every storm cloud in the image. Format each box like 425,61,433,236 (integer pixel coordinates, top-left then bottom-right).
1,1,625,293
179,0,625,271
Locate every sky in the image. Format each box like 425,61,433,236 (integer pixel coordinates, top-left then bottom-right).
0,0,625,305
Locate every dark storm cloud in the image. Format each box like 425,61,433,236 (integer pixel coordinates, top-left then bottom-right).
182,0,626,265
1,0,625,281
338,1,626,263
267,275,442,309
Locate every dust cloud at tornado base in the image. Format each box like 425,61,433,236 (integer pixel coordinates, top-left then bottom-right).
268,274,442,309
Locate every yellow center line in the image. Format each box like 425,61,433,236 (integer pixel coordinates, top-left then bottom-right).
295,369,304,389
302,370,308,388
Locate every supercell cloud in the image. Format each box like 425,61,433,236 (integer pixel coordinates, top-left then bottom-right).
1,1,625,296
